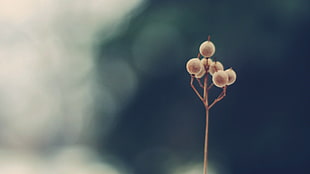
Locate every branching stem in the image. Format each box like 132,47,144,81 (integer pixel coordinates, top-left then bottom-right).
190,76,204,103
196,78,204,88
208,86,227,109
189,59,227,174
202,68,209,174
208,83,214,91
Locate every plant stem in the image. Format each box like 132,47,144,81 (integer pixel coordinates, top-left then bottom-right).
203,106,209,174
190,76,204,103
203,70,209,174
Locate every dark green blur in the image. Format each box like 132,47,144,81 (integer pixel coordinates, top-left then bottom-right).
94,0,310,174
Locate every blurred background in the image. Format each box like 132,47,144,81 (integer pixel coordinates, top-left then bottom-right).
0,0,309,174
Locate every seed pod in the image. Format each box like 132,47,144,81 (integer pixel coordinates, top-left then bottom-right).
212,70,228,87
201,58,213,67
195,68,206,78
225,68,237,85
186,58,203,75
199,41,215,57
209,61,224,75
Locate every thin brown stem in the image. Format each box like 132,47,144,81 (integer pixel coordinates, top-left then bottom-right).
190,76,204,103
203,73,209,174
203,71,208,101
196,78,204,88
203,105,209,174
197,53,201,59
208,86,227,109
208,83,214,91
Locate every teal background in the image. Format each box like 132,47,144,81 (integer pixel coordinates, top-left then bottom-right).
95,0,310,174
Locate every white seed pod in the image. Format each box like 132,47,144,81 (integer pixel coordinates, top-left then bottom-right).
209,61,224,75
195,68,206,78
201,58,213,67
186,58,203,75
212,70,228,87
225,68,237,85
199,41,216,57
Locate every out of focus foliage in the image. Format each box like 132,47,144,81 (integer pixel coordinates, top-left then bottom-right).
95,0,310,174
0,0,309,174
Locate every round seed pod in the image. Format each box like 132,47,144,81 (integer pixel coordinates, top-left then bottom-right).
199,41,215,57
212,70,228,87
195,68,206,78
186,58,203,75
209,61,224,75
225,68,237,85
201,58,213,67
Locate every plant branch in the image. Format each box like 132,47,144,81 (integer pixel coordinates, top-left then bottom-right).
196,78,204,88
203,71,208,101
208,83,214,91
208,86,227,109
203,106,209,174
190,76,204,103
203,70,209,174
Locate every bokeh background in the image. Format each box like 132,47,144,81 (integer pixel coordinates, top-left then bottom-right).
0,0,309,174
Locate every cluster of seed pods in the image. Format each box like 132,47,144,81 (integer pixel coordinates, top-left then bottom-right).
185,37,237,174
186,39,236,87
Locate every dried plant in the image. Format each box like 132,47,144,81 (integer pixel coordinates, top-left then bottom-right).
185,36,236,174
